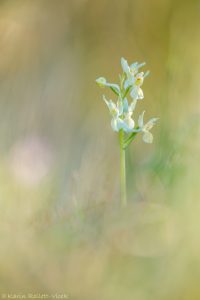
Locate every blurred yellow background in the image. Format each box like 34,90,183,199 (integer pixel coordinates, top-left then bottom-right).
0,0,200,299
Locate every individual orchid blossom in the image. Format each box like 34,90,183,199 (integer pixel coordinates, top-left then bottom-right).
122,111,135,132
96,77,120,95
121,58,146,86
138,111,159,143
121,57,150,101
103,95,135,132
103,95,123,132
96,57,158,206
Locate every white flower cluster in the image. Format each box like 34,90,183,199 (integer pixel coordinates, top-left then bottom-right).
96,57,158,143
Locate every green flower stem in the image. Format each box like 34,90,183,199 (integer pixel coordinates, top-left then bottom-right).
119,129,127,207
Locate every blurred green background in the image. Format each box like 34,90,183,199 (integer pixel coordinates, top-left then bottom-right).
0,0,200,299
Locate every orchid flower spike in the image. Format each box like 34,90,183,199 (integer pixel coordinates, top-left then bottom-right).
96,57,158,146
96,57,159,207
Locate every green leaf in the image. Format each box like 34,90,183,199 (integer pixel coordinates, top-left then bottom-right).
123,86,131,99
110,86,120,96
123,129,139,149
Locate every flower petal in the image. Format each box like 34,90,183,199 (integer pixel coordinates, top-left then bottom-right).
124,79,131,89
96,77,107,87
130,62,145,74
138,88,144,99
102,95,109,106
136,62,146,69
121,57,130,74
143,131,153,143
123,116,135,132
144,70,150,78
103,95,118,117
144,117,159,131
123,98,129,113
130,87,137,99
129,99,137,112
138,111,145,128
111,118,118,131
135,72,144,87
117,98,123,115
130,62,138,69
130,86,143,100
111,117,123,132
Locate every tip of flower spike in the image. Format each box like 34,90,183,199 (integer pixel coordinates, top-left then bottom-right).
121,57,129,73
137,62,146,68
96,77,107,88
121,57,126,64
130,62,145,69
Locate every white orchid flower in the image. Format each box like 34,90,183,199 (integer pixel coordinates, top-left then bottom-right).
121,58,146,86
103,95,124,132
138,111,158,143
122,112,135,132
96,77,120,95
103,95,122,117
121,58,145,77
96,77,107,87
130,86,144,100
121,58,150,101
120,97,136,132
103,95,135,133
